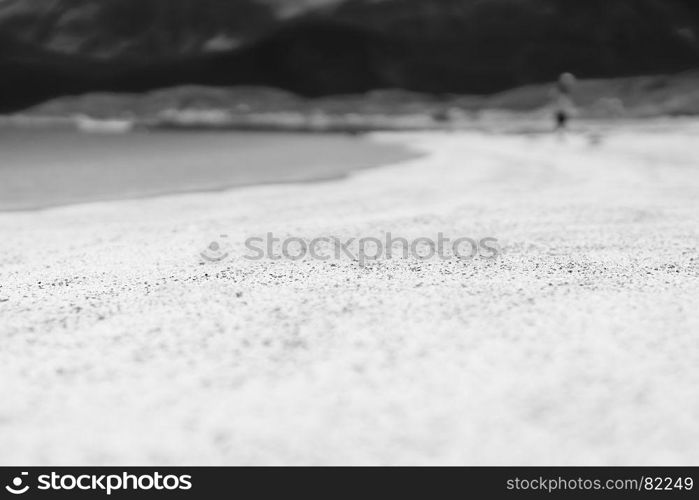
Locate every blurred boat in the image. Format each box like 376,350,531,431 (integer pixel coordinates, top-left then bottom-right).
75,115,134,133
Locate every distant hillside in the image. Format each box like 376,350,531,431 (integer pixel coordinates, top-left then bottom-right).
16,71,699,134
1,0,698,112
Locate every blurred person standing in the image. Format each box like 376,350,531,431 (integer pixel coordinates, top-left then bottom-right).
551,72,576,136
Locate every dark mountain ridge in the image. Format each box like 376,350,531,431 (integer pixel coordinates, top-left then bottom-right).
1,0,698,113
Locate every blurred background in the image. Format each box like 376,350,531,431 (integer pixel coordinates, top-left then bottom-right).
2,0,699,209
1,0,699,126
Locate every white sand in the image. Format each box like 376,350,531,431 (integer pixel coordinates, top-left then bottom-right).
1,125,698,465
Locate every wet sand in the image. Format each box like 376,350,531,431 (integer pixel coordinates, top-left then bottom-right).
0,128,418,211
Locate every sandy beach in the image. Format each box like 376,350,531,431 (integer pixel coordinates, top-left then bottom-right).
1,123,698,465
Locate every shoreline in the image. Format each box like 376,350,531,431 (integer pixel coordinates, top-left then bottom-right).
3,116,697,213
0,128,422,212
